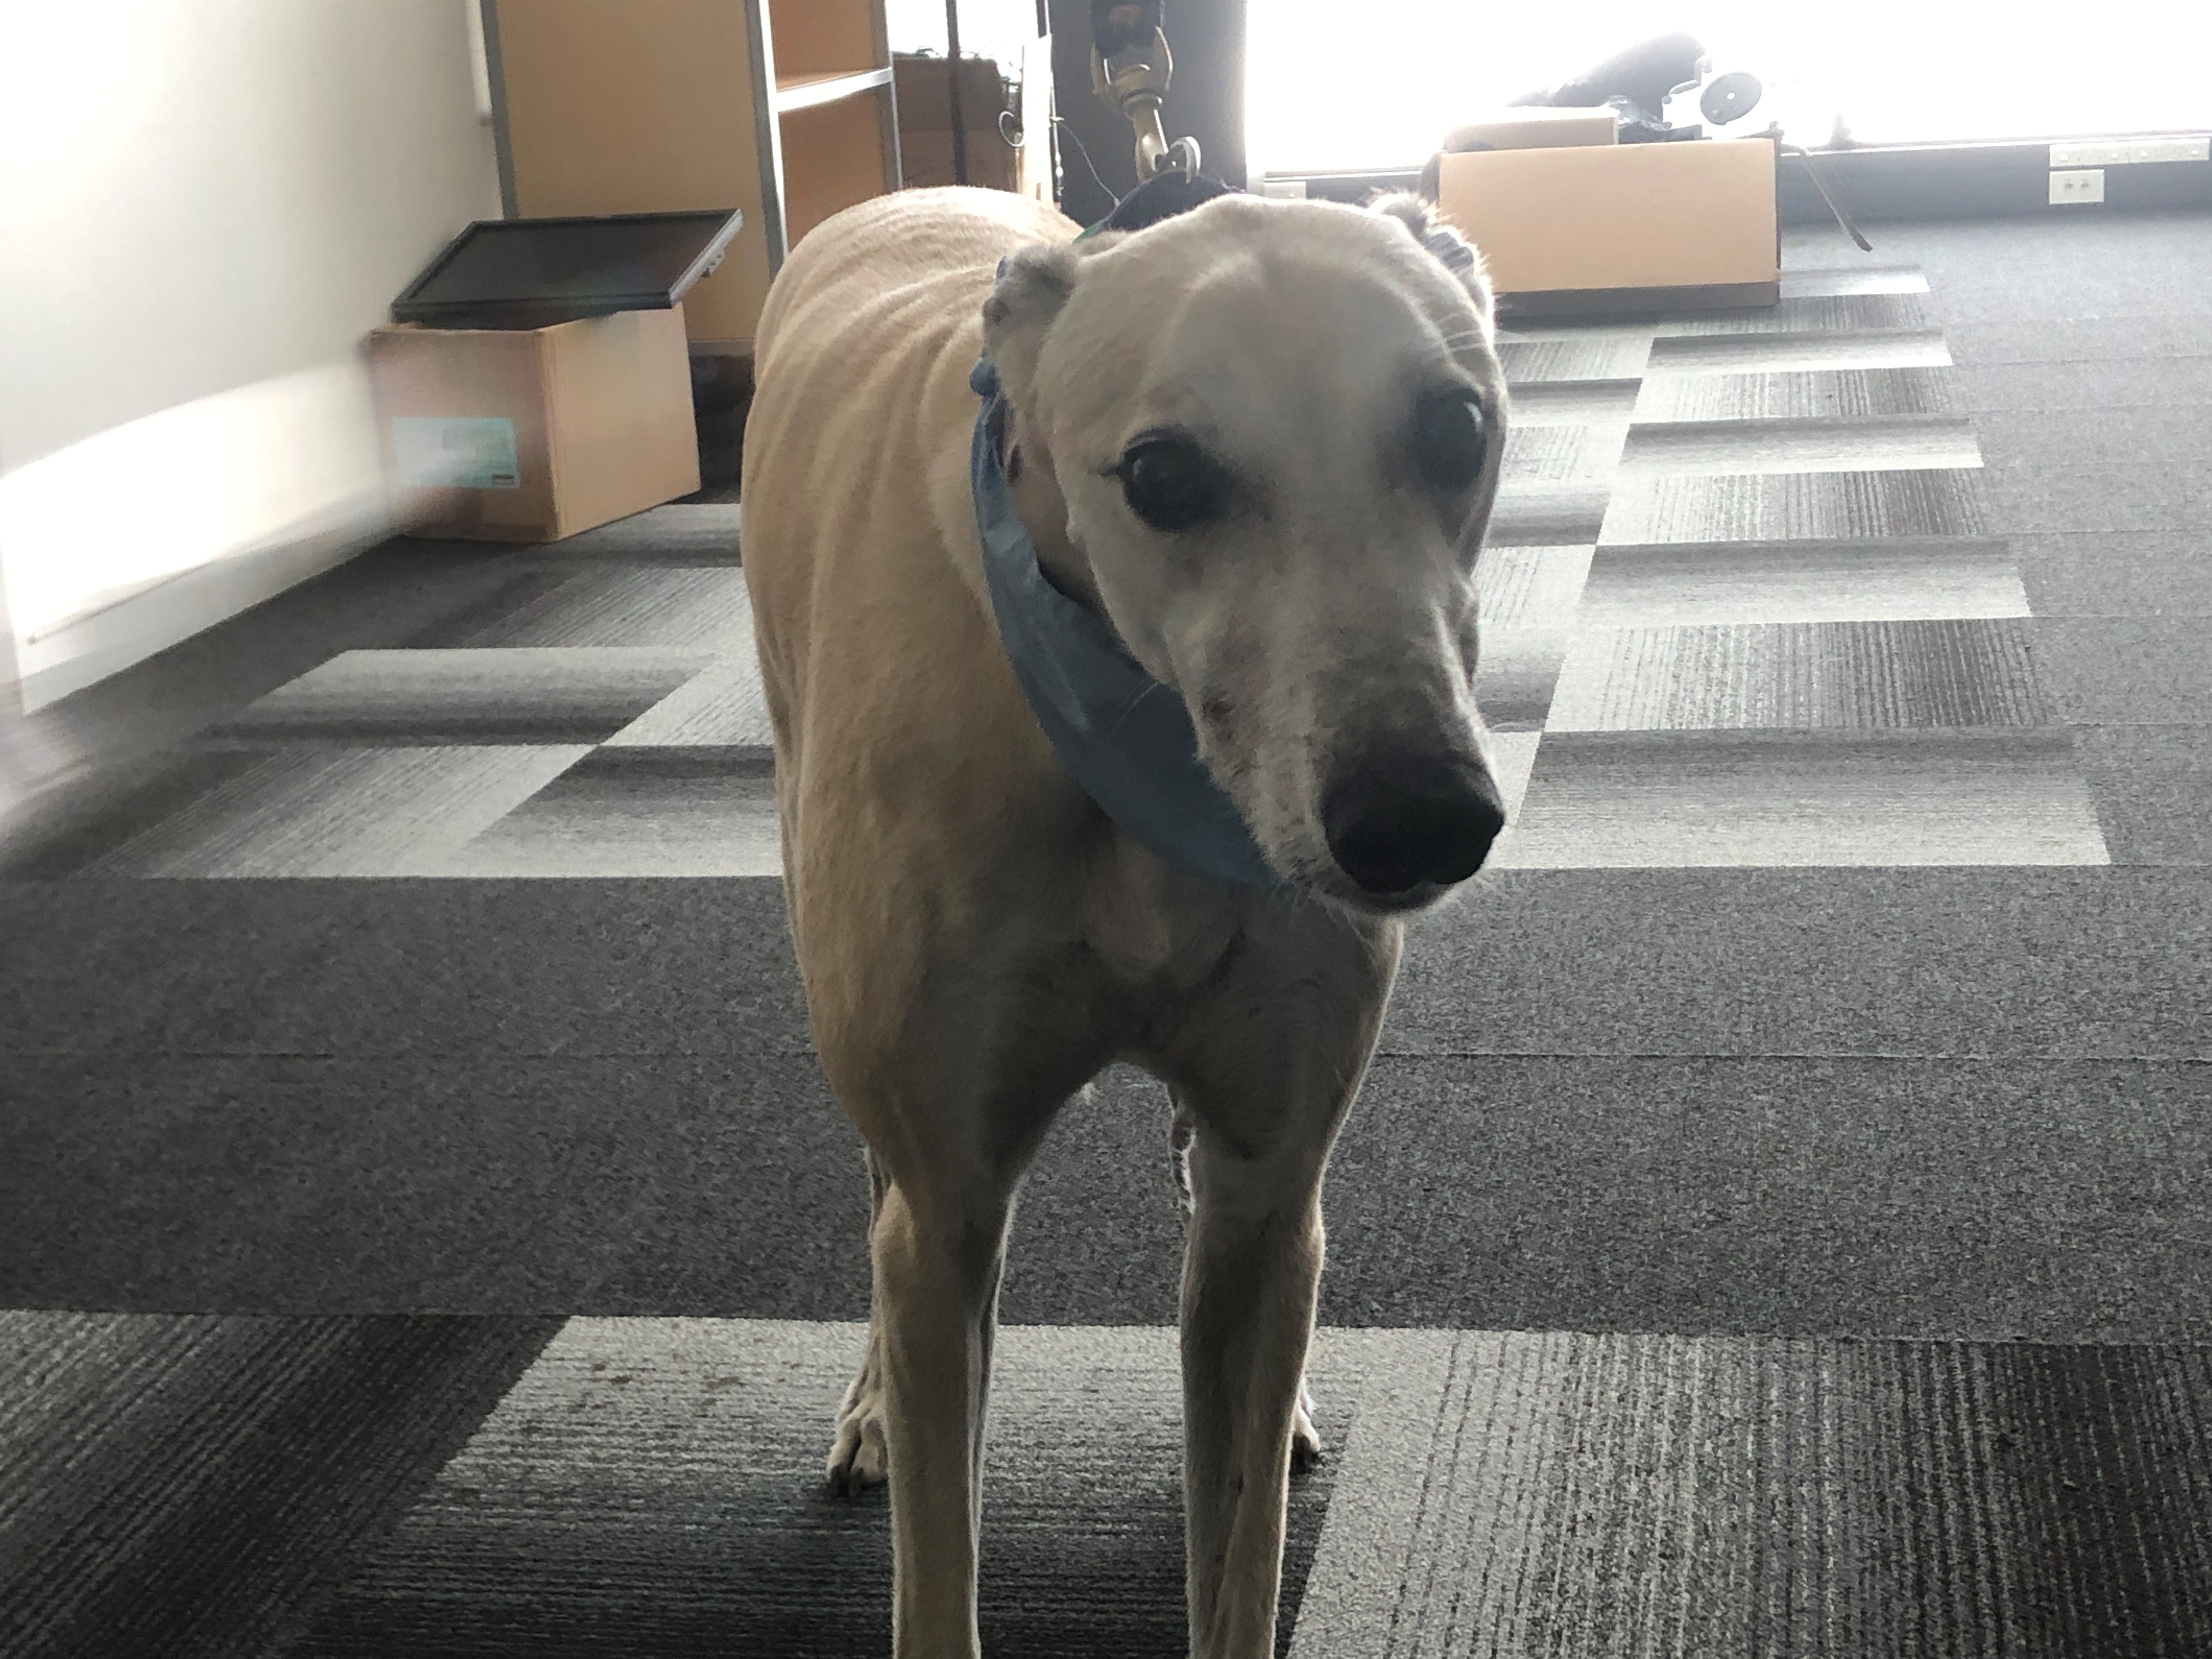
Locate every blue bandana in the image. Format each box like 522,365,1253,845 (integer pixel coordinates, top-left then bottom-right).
968,354,1283,890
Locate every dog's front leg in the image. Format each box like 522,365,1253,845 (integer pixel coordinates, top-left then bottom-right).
1167,922,1397,1659
871,1172,1012,1659
1179,1132,1331,1658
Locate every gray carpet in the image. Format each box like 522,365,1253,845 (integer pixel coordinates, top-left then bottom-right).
5,210,2212,1654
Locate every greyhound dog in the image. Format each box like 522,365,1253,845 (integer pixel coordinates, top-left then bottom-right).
741,184,1507,1658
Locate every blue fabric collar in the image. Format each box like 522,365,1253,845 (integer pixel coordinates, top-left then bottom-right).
968,354,1283,890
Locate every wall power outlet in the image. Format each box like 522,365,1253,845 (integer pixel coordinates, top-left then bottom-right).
2050,168,2107,205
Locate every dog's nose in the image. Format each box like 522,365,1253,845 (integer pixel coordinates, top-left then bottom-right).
1323,751,1506,894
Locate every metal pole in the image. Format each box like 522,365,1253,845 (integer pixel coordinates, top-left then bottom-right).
944,1,969,186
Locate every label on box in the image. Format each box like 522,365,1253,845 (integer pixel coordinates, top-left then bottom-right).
392,416,521,490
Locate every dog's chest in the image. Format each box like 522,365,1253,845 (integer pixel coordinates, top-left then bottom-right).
1075,851,1248,1000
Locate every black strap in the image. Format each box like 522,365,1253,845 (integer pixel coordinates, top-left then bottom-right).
1101,169,1234,233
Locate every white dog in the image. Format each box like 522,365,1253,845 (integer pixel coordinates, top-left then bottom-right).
741,183,1508,1658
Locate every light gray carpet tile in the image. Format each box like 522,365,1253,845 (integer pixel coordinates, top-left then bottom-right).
1498,424,1629,488
433,747,781,878
214,649,712,745
603,656,776,748
1494,729,2108,868
1545,620,2050,732
1618,415,1982,478
289,1318,1350,1659
1498,334,1657,385
1578,540,2029,627
1499,379,1641,428
1631,365,1959,424
1476,545,1595,635
1655,291,1935,337
1290,1332,2212,1659
1778,266,1932,300
1646,330,1953,377
1487,484,1611,548
1473,546,1593,730
69,747,589,879
1600,469,1991,545
522,501,742,565
0,1312,557,1659
447,568,757,652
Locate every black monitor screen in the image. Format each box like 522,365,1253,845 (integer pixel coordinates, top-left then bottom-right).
394,210,744,328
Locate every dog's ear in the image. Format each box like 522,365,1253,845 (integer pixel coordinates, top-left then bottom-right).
983,237,1119,411
1370,192,1493,325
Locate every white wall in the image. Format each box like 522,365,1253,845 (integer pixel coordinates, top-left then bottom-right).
0,0,501,707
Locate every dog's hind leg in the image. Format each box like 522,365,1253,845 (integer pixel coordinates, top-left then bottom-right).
827,1148,895,1493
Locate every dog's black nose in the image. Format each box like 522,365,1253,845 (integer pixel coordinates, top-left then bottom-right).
1323,751,1506,895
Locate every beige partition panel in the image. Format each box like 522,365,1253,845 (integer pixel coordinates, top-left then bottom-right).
491,0,770,348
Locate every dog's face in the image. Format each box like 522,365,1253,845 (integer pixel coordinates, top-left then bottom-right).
984,193,1509,915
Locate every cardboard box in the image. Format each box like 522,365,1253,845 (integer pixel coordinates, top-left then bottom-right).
368,306,700,541
1442,108,1618,152
1438,138,1779,315
895,53,1017,189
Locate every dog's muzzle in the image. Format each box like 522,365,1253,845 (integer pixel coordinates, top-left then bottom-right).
1322,748,1506,898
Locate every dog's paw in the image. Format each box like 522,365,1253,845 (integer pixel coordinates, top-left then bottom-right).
1292,1384,1324,1475
826,1370,890,1496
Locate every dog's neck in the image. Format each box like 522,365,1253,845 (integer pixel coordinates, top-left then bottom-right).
1001,407,1107,619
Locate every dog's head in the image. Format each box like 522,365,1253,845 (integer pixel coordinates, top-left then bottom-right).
983,191,1509,915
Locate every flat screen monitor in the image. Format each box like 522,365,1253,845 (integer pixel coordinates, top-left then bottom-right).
392,210,745,329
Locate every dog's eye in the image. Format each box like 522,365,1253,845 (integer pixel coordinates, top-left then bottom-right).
1413,392,1487,493
1118,438,1231,532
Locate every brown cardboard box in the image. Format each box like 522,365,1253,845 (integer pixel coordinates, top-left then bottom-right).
1442,108,1617,152
368,306,699,542
895,53,1017,190
1438,138,1778,314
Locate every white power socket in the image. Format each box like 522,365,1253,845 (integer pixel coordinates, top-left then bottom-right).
2050,168,2107,205
2050,136,2211,167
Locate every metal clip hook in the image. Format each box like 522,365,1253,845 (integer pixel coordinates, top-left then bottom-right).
1090,26,1200,182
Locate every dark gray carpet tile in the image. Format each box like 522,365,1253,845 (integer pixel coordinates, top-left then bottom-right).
1323,1057,2212,1339
1969,404,2212,473
1544,619,2051,731
394,506,742,569
0,1312,557,1659
0,1052,864,1317
437,568,757,651
3,748,269,878
210,649,712,746
1957,357,2212,412
1618,414,1982,476
1581,539,2026,625
1384,868,2207,1060
1485,483,1610,545
1292,1333,2212,1658
2033,617,2212,725
2074,725,2212,866
1645,329,1950,376
1653,290,1935,335
2016,533,2212,618
1600,467,1991,544
1857,212,2212,320
1948,315,2212,366
1497,377,1640,427
1631,365,1959,423
1497,334,1655,384
436,746,781,878
1983,459,2212,536
1778,264,1930,298
286,1321,1348,1659
0,878,811,1059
